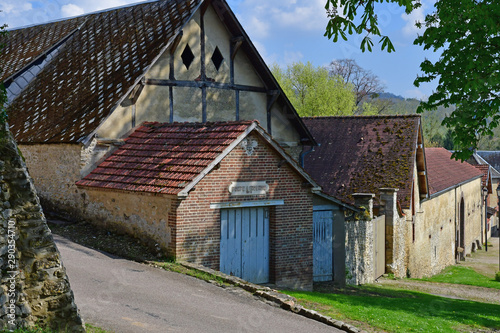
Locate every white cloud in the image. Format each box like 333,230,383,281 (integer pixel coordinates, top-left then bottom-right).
244,16,270,39
0,1,32,15
401,4,425,38
271,0,328,31
235,0,328,36
405,88,427,100
61,4,85,18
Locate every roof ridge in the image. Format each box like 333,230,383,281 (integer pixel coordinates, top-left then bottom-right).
302,114,421,120
142,120,257,126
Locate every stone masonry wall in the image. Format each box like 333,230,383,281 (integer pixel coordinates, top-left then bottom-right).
406,178,482,278
0,128,84,331
344,216,380,285
81,188,175,253
18,143,84,221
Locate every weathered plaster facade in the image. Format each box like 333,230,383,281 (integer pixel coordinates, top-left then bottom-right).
0,129,83,331
95,3,301,156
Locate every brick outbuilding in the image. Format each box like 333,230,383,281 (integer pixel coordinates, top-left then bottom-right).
77,121,324,290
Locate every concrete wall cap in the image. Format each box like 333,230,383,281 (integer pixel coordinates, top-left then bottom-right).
352,193,375,198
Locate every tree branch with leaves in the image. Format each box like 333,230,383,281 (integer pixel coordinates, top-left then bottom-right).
324,0,500,160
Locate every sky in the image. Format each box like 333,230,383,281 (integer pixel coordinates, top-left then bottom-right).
0,0,440,99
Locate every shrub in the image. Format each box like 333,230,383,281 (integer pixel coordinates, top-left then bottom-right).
496,271,500,282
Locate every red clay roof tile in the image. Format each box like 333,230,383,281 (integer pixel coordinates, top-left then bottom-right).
473,164,490,187
425,148,483,195
76,121,254,194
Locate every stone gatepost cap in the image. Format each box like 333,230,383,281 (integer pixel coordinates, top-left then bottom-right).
352,193,375,198
379,188,399,193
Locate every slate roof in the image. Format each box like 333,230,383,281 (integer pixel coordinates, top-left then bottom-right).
302,115,422,209
425,148,483,196
76,121,254,194
2,0,202,143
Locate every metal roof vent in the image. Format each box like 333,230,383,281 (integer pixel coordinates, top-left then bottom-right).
181,44,195,70
211,46,224,71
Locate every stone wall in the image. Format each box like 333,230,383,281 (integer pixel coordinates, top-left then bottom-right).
406,178,482,278
0,128,84,331
344,216,380,285
81,189,175,253
19,143,84,221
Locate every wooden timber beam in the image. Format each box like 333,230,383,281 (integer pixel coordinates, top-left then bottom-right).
144,78,268,93
231,36,245,60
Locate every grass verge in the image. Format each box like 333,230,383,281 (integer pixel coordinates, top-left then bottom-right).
287,285,500,333
2,323,112,333
413,266,500,290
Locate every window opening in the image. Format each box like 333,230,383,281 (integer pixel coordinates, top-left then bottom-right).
211,46,224,71
181,44,195,70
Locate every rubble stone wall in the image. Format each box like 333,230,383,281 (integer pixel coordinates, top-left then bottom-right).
0,127,84,331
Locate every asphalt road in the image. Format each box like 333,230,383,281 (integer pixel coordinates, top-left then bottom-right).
54,234,343,333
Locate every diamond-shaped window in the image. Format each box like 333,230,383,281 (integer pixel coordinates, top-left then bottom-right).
211,47,224,71
181,44,195,70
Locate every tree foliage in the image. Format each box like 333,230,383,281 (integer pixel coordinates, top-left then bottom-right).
414,0,500,160
271,62,357,117
324,0,500,160
324,0,417,52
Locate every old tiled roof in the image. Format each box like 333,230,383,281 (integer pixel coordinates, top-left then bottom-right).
473,164,490,187
0,16,87,82
426,148,483,196
76,121,255,194
303,115,421,209
2,0,202,143
476,151,500,178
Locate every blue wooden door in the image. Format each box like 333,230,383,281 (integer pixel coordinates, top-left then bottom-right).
220,207,269,283
313,210,333,282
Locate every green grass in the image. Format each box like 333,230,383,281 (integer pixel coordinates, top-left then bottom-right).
286,286,500,333
85,323,114,333
414,265,500,289
156,261,230,286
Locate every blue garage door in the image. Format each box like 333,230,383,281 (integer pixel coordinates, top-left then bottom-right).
313,210,333,282
220,207,269,284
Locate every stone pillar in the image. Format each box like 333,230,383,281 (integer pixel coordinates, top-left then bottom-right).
352,193,375,219
0,125,84,332
379,188,399,274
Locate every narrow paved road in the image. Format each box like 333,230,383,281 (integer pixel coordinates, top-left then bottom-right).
55,235,343,333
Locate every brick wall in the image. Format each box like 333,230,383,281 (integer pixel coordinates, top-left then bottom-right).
175,133,314,290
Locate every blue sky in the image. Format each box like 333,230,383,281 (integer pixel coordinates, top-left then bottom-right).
1,0,439,99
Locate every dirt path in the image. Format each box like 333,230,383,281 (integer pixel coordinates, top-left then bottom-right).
376,237,500,305
460,236,500,278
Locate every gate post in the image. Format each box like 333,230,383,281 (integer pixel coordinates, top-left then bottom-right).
380,188,399,274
